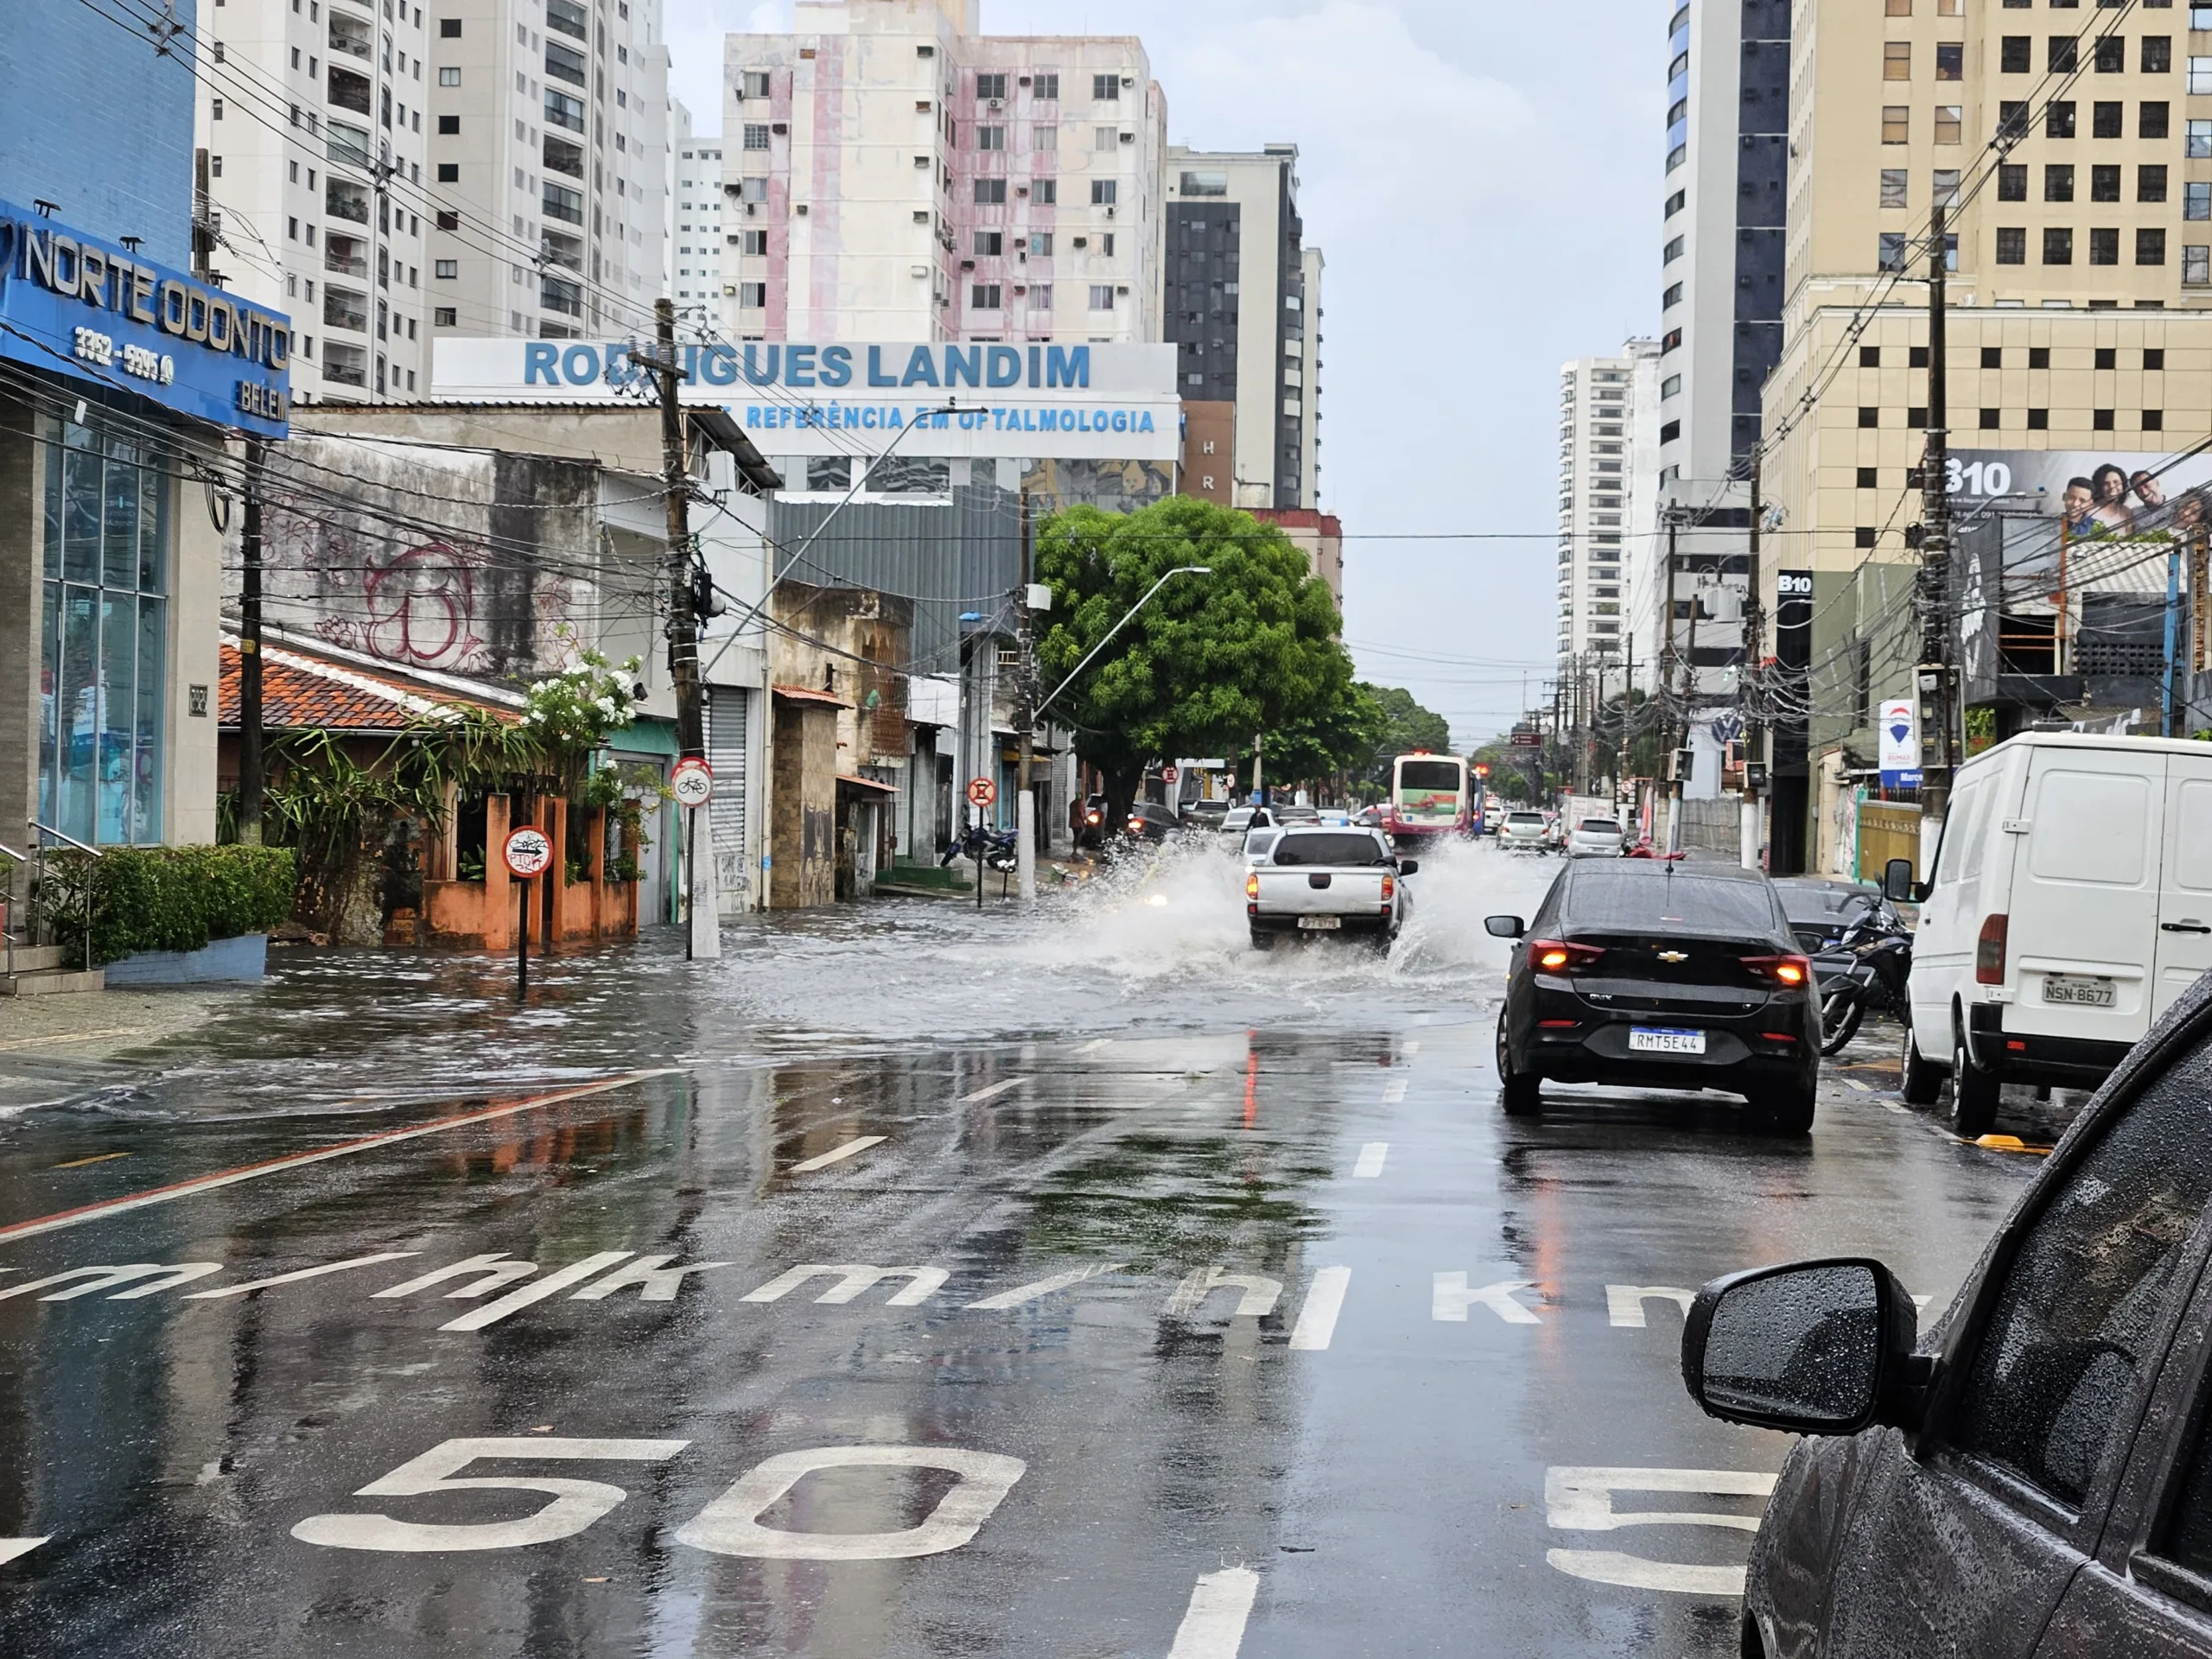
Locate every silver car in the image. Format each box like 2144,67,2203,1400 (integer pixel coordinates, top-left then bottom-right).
1499,810,1550,854
1565,817,1626,858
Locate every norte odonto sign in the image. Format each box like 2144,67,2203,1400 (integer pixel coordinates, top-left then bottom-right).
431,339,1179,461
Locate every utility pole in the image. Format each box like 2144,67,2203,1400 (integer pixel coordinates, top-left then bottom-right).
237,441,265,846
1917,203,1954,836
653,298,719,960
1662,507,1683,854
1014,486,1037,902
1741,451,1764,870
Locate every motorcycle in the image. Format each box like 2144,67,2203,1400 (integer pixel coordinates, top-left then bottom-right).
941,825,1020,874
1811,899,1914,1056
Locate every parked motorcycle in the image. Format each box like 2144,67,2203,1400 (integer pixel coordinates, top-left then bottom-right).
940,825,1020,874
1812,899,1914,1056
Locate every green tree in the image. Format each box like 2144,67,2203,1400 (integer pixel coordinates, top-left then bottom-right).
1354,684,1455,786
1034,496,1351,805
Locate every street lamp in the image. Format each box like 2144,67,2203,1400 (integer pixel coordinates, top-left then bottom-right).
1033,564,1212,721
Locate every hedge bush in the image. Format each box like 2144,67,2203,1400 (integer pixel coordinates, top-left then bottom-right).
40,845,296,966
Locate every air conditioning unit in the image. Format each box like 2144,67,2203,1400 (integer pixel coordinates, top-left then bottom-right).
913,209,931,223
1013,284,1026,295
914,155,931,168
1015,184,1028,197
988,98,1002,110
1116,284,1128,295
722,284,735,296
745,203,756,215
961,258,975,270
1121,74,1134,86
1071,236,1087,248
916,99,933,111
795,204,808,214
772,122,787,134
1119,131,1134,143
1105,205,1116,218
911,264,930,276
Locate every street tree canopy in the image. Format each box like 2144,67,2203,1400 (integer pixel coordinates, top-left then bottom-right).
1356,685,1454,786
1034,496,1351,792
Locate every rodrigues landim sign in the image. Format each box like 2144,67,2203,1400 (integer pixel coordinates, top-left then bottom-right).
432,337,1180,461
0,200,292,439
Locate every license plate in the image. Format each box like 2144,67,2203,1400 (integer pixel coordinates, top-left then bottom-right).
2044,975,2117,1007
1297,915,1342,931
1629,1027,1707,1054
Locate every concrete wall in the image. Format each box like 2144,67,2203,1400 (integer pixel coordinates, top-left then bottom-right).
770,699,837,907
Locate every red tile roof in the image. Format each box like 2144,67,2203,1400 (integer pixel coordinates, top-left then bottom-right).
772,683,851,709
218,640,517,733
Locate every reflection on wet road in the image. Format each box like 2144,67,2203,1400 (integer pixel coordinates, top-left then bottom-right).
0,844,2039,1656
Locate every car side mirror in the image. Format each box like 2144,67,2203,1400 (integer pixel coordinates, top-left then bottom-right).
1484,914,1524,938
1882,858,1915,903
1397,859,1420,876
1681,1257,1918,1436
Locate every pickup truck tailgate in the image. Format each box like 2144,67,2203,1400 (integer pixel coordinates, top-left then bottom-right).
1254,868,1388,915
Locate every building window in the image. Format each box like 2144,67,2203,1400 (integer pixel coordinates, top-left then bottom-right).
978,125,1006,150
1859,406,1880,429
1090,180,1117,205
433,258,456,277
743,124,770,149
739,283,766,308
1661,327,1683,352
1997,226,2028,264
1861,346,1882,367
1091,124,1116,151
435,162,459,182
2095,35,2126,73
1878,232,1908,270
38,417,169,848
1857,467,1879,488
433,306,456,325
1999,100,2031,143
2148,348,2167,371
2092,162,2121,201
1664,188,1685,218
2093,100,2123,138
975,231,1002,255
2139,226,2168,264
743,70,772,98
2146,37,2173,73
976,72,1007,100
1854,526,1878,549
2049,101,2076,139
2029,346,2050,369
2094,409,2116,430
2145,410,2165,431
2141,164,2170,202
975,178,1006,203
2145,101,2172,139
1029,284,1052,308
2045,226,2074,264
1885,41,1911,79
1661,373,1681,398
437,66,460,86
1088,284,1116,309
2190,181,2212,220
1666,143,1686,173
970,283,1001,308
1933,168,1961,206
1980,408,2001,429
2047,162,2075,201
2027,408,2050,429
2001,35,2031,73
1936,42,1963,79
2050,37,2078,74
1662,281,1683,308
1881,168,1910,208
437,114,459,134
440,17,460,35
1092,73,1119,100
2090,226,2120,264
1033,124,1057,150
1663,235,1685,263
2097,347,2118,370
2188,245,2212,284
1882,106,1909,143
1998,163,2027,200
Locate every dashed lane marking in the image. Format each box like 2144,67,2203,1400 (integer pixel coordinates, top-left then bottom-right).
1167,1567,1260,1658
0,1072,674,1244
1288,1267,1351,1351
51,1152,132,1170
1883,1103,1910,1116
1352,1141,1389,1178
1382,1077,1409,1104
961,1077,1026,1104
1843,1078,1872,1093
0,1537,49,1567
787,1135,887,1173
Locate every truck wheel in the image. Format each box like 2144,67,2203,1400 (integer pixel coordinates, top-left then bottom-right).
1497,1014,1541,1115
1899,1018,1942,1106
1949,1025,2000,1138
1249,930,1275,953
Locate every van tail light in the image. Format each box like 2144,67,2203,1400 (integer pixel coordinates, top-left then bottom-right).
1530,938,1605,973
1976,913,2009,984
1743,954,1813,987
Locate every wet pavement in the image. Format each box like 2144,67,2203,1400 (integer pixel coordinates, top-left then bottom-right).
0,843,2047,1656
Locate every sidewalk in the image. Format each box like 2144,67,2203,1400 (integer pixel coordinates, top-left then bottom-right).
0,988,245,1116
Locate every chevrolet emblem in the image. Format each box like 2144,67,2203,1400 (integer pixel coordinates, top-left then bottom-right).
1657,950,1688,963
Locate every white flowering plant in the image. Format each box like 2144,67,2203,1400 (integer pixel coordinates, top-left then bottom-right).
521,643,644,793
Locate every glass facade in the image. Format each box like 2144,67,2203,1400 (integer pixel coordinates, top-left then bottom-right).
38,416,168,845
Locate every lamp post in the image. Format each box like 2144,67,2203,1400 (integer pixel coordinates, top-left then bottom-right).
1033,565,1213,721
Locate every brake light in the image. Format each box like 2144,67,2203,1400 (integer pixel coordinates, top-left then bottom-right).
1976,913,2009,984
1743,954,1814,986
1246,872,1261,900
1380,874,1395,901
1530,938,1605,973
1127,817,1145,833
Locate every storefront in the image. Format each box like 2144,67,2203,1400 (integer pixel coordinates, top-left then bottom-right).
0,200,291,852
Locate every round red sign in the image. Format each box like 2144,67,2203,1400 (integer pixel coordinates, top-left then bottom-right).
503,825,554,879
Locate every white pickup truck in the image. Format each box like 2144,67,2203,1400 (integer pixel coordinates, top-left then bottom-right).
1244,826,1415,950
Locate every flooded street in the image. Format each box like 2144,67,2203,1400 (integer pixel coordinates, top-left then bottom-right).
0,844,2041,1656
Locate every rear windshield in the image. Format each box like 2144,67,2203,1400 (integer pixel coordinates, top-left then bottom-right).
1399,761,1461,791
1567,868,1781,935
1508,813,1545,826
1577,819,1622,833
1243,830,1281,856
1271,831,1389,868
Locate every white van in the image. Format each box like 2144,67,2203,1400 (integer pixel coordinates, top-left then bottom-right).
1892,732,2212,1135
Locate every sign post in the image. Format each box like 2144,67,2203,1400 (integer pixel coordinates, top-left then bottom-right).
1877,697,1922,793
671,759,715,955
504,824,553,1000
966,777,997,908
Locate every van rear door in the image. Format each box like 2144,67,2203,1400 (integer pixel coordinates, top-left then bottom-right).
2005,749,2164,1044
2152,751,2212,1020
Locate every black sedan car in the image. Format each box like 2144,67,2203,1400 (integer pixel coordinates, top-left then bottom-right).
1122,802,1179,842
1681,969,2212,1658
1485,860,1820,1130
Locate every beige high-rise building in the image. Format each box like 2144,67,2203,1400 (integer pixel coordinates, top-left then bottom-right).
1760,0,2212,873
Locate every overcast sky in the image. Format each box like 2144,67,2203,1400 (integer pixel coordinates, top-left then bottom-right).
662,0,1664,746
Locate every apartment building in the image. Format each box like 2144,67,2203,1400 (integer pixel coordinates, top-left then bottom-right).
1763,0,2212,872
194,0,667,405
1558,354,1639,672
715,0,1165,346
665,99,727,315
1162,144,1323,511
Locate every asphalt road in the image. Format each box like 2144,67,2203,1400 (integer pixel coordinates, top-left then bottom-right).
0,844,2047,1656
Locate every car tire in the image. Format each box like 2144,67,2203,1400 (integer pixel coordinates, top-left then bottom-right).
1949,1025,2000,1139
1899,1018,1942,1106
1497,1014,1541,1115
1249,930,1275,953
1754,1084,1817,1135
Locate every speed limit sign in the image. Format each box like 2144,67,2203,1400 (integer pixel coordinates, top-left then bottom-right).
966,776,998,808
503,824,553,880
671,756,714,809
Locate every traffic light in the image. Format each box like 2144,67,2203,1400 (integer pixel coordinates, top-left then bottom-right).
1472,763,1490,780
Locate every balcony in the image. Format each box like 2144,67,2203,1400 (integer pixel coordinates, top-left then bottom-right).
327,65,372,117
540,275,583,316
322,285,368,332
328,15,370,60
544,40,587,87
542,181,584,226
322,343,368,387
544,88,585,133
324,233,369,278
327,120,371,168
546,0,588,40
543,135,584,179
326,180,371,223
541,230,583,272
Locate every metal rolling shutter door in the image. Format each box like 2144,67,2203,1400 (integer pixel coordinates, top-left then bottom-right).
706,686,748,880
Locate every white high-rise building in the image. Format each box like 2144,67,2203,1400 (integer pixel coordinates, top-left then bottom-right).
1557,353,1639,672
193,0,671,405
665,99,727,315
715,0,1165,345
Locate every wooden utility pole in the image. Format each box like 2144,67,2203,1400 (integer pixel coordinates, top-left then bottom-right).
1918,202,1954,826
1014,486,1038,901
238,441,265,846
653,299,718,958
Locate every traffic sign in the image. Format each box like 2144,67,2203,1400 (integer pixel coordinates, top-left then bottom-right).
966,776,998,807
671,756,715,809
1160,765,1179,785
503,824,553,880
